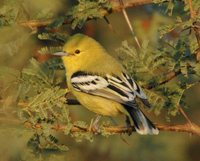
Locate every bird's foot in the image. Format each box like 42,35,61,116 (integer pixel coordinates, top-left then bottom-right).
89,115,102,134
125,116,133,136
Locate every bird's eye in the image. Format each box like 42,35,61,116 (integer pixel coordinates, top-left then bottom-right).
75,49,80,54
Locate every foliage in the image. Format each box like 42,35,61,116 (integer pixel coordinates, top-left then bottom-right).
67,0,112,29
0,0,200,159
116,35,199,115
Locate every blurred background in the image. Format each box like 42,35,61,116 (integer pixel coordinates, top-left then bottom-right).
0,0,200,161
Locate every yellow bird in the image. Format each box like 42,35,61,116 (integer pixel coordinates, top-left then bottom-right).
54,33,159,135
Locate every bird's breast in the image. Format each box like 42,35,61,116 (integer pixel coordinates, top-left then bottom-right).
72,90,124,117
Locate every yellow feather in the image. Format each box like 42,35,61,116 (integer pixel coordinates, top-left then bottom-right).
72,91,128,117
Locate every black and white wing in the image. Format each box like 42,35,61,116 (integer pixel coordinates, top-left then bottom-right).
120,73,151,108
71,71,151,108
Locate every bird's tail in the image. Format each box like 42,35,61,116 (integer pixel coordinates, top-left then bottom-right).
124,105,159,135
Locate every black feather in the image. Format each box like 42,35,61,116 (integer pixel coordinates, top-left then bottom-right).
124,103,158,135
107,84,129,99
141,99,151,108
71,71,88,78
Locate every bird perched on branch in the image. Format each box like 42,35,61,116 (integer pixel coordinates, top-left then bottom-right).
53,33,159,135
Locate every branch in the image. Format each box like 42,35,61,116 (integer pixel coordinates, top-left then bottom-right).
146,70,181,89
186,0,200,61
19,0,162,29
187,0,195,19
20,19,53,29
0,102,199,136
178,106,192,125
157,123,200,136
0,115,199,136
193,22,200,61
32,122,200,136
118,0,141,48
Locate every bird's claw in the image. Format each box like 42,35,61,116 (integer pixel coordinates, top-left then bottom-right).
89,115,102,134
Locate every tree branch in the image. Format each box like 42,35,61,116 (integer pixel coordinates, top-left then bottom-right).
178,106,192,125
19,0,162,29
146,70,181,89
185,0,200,61
0,115,199,136
33,122,200,136
193,21,200,61
1,98,200,136
187,0,195,19
118,0,141,48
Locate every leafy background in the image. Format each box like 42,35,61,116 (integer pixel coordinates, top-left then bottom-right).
0,0,200,161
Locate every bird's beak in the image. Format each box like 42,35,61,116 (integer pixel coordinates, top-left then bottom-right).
52,51,68,56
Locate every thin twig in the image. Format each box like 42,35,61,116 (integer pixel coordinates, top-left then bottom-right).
187,0,200,61
187,0,195,18
119,0,141,48
193,22,200,61
178,106,192,125
146,70,181,89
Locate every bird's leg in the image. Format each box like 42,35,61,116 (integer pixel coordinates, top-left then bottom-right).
125,116,132,136
93,115,102,126
89,115,102,133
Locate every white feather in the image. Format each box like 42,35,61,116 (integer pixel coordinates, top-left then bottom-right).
121,73,134,90
135,85,147,99
132,79,138,91
107,79,132,92
71,75,98,83
106,74,122,83
71,75,108,90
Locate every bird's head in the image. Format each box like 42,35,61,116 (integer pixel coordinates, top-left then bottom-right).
54,34,104,59
53,34,106,72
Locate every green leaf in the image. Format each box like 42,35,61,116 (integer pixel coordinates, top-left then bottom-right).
38,32,68,44
67,0,112,29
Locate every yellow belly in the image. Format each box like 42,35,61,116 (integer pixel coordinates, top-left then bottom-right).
72,90,127,117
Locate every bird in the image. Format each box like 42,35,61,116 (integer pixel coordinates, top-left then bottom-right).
53,33,159,135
